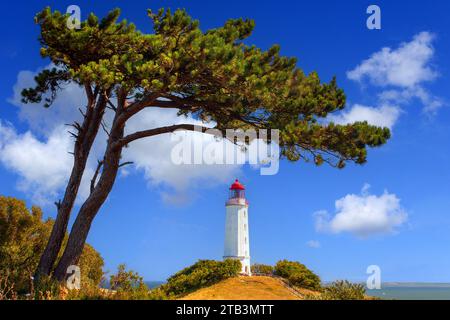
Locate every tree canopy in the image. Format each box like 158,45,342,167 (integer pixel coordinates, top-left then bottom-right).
23,7,389,167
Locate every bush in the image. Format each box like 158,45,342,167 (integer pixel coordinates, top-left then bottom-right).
0,196,104,296
0,273,18,300
162,259,241,297
251,263,274,275
274,260,321,290
109,264,155,300
33,274,61,300
64,279,110,300
321,280,366,300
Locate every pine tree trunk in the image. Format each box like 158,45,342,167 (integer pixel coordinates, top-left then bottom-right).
34,160,87,279
53,119,123,282
35,94,107,280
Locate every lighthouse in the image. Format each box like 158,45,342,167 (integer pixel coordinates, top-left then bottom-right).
224,179,251,275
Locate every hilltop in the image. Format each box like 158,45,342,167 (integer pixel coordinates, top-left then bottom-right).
181,276,319,300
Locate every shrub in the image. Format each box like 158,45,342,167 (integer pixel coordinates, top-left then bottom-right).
146,287,169,300
64,280,110,300
321,280,366,300
274,260,321,290
33,274,61,300
0,196,104,296
251,263,274,275
162,259,241,297
0,273,18,300
109,264,153,300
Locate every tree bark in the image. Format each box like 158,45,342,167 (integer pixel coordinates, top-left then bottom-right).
34,92,107,280
53,111,124,282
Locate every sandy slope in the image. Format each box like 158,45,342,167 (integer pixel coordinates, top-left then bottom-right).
181,276,317,300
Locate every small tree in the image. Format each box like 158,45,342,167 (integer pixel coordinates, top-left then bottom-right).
23,7,390,282
251,263,274,275
322,280,366,300
274,260,321,290
109,264,150,299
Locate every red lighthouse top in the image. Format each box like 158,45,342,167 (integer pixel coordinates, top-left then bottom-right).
227,179,248,205
230,179,245,190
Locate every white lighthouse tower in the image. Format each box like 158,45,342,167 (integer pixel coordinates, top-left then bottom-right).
224,179,251,275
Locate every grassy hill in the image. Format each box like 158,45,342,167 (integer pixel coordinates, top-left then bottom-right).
181,276,319,300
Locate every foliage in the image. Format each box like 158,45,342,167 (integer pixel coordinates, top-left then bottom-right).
0,196,104,294
33,274,61,300
110,264,170,300
0,196,51,293
251,263,274,275
110,264,147,295
66,264,168,300
161,259,241,297
0,273,18,300
274,260,321,290
78,244,105,288
321,280,366,300
64,282,108,300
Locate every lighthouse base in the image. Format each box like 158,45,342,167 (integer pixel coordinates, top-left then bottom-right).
223,256,251,276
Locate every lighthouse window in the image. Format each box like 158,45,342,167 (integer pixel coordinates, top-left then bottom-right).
244,224,247,230
245,237,247,244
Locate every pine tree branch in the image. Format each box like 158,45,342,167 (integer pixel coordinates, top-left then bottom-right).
78,107,86,118
54,200,61,210
106,98,117,111
100,120,110,137
90,160,104,194
119,161,134,168
114,124,223,148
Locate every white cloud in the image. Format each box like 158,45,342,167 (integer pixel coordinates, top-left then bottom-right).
347,31,443,115
379,87,443,115
314,184,407,238
328,104,400,129
2,66,104,205
0,121,74,205
124,108,241,204
347,32,437,87
9,66,85,136
306,240,321,248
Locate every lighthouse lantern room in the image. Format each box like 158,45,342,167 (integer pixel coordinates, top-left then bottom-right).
224,179,251,275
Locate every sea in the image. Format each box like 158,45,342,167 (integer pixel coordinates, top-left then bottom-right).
145,281,165,289
366,283,450,300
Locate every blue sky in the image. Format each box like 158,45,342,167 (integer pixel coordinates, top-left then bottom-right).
1,0,450,282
